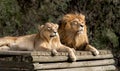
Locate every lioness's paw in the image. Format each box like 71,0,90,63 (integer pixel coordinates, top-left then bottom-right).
71,56,76,62
69,54,76,62
51,49,58,56
92,50,99,56
71,48,76,53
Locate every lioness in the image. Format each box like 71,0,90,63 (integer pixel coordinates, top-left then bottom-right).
0,22,76,61
58,13,99,55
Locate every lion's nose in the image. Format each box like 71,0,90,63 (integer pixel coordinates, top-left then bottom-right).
79,24,83,27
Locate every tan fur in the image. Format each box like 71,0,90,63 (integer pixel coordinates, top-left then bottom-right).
58,13,99,55
34,23,76,61
0,22,76,61
0,34,36,51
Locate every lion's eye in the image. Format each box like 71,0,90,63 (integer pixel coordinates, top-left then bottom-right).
47,27,51,30
71,22,77,25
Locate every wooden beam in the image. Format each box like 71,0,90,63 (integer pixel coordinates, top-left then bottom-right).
31,50,112,56
31,50,113,62
0,51,31,55
34,59,115,70
0,50,114,62
32,54,113,62
0,50,112,56
37,65,116,71
77,53,113,60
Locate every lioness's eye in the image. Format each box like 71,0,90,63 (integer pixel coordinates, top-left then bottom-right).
55,26,58,29
81,22,84,24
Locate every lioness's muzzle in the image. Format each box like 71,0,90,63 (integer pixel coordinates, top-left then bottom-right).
50,32,57,37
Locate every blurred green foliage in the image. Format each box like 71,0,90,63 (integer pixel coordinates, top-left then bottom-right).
0,0,22,36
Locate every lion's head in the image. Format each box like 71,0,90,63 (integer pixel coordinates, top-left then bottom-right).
59,13,87,35
38,22,59,41
58,13,88,49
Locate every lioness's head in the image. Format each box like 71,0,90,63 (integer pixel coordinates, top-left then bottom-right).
38,22,59,39
59,13,86,34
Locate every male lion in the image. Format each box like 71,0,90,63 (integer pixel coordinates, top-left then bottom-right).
58,13,99,55
0,22,76,61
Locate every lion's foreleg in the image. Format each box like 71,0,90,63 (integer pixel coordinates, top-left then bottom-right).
51,49,58,56
85,44,99,56
57,45,76,62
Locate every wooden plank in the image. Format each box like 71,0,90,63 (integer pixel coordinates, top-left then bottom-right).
77,53,113,60
0,50,114,62
34,59,115,70
32,54,113,62
0,51,31,55
31,50,112,56
32,56,67,62
0,50,112,56
37,65,116,71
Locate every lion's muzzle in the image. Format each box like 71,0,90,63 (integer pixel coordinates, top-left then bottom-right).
77,25,84,34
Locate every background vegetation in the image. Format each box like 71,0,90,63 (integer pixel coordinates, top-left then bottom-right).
0,0,119,68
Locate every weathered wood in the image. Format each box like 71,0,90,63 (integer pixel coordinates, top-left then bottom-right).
32,54,113,62
0,51,31,55
0,50,116,71
0,50,112,56
34,59,115,70
37,65,116,71
0,50,113,62
31,50,112,56
77,53,113,60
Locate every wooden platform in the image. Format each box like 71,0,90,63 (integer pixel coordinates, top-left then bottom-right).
0,50,116,71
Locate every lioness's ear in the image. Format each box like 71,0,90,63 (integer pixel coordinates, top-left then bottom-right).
55,24,59,29
79,13,85,20
38,25,44,31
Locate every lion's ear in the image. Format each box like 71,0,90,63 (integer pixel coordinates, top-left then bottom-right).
79,13,85,20
38,25,44,31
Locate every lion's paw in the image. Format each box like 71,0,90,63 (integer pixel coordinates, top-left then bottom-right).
92,50,99,56
69,54,77,62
